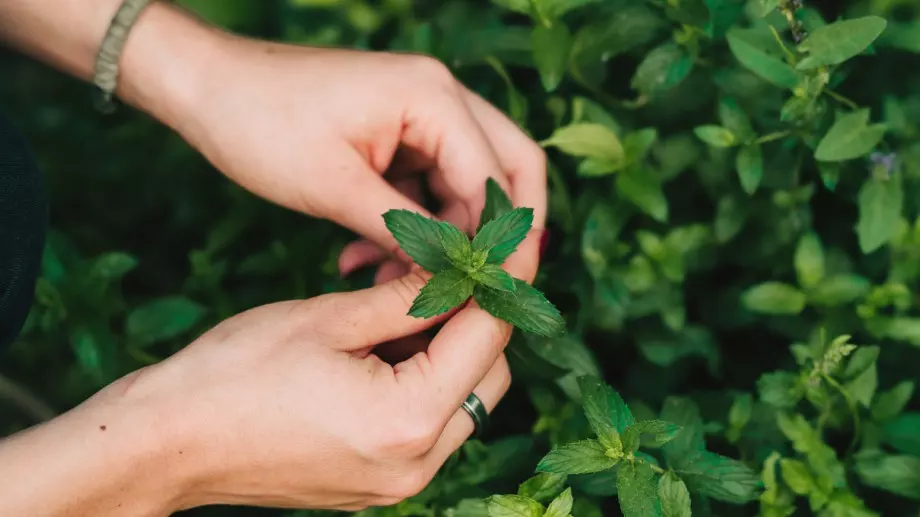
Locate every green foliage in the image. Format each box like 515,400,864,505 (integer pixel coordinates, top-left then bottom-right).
6,0,920,516
384,181,564,336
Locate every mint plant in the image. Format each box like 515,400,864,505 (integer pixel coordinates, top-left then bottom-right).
382,179,565,338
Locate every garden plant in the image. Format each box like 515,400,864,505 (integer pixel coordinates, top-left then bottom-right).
3,0,920,515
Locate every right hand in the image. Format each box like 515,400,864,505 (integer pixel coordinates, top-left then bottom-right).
79,269,515,513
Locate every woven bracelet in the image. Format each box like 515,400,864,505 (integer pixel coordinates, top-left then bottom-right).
93,0,164,114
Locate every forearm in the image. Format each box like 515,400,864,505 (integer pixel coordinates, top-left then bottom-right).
0,381,187,516
0,0,225,127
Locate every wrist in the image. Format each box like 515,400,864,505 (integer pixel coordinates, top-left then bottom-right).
116,2,230,130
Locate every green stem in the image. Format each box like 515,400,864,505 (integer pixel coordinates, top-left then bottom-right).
769,25,797,62
822,373,861,454
825,89,860,110
754,130,792,144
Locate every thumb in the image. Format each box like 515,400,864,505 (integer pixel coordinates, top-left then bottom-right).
310,268,460,351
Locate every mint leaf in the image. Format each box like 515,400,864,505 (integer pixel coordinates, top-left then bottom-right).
408,269,475,318
544,488,573,517
794,231,825,290
757,371,804,409
658,472,691,517
660,397,706,463
532,22,571,93
518,473,568,502
857,174,903,254
883,413,920,455
854,450,920,501
479,178,514,232
622,420,682,451
384,209,454,273
736,144,763,195
440,221,473,269
616,461,662,517
797,16,888,70
578,375,635,437
872,381,914,421
472,207,534,265
487,495,545,517
693,125,737,147
725,27,801,89
536,439,618,475
631,41,693,96
778,458,814,495
541,123,625,163
741,282,807,315
126,296,206,348
677,451,762,503
472,264,517,293
815,109,886,162
474,280,565,337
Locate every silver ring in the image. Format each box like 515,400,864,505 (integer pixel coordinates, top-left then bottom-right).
461,392,490,438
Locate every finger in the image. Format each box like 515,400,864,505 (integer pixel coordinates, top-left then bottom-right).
461,88,548,231
425,355,511,466
310,268,463,351
374,259,409,285
338,178,425,277
374,334,430,366
394,304,512,424
331,153,437,258
403,92,513,232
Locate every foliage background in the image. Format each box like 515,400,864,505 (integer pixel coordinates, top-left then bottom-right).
2,0,920,515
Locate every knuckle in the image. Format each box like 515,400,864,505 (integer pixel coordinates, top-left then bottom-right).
370,416,440,458
385,466,436,501
410,55,456,87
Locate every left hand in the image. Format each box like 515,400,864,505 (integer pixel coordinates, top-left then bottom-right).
146,29,548,284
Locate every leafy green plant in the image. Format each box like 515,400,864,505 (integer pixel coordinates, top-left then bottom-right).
383,179,564,337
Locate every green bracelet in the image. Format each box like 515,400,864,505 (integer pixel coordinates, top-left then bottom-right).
93,0,161,114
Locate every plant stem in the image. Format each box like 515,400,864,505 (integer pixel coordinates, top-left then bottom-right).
822,373,861,454
769,25,797,62
825,89,860,110
0,372,56,422
755,130,792,144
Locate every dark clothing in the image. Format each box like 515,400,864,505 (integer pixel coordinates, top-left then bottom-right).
0,112,47,350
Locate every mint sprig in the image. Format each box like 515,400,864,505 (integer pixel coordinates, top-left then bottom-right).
382,178,565,338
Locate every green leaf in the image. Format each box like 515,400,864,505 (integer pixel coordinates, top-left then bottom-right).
693,125,737,147
758,371,804,408
532,22,571,92
541,0,602,18
474,280,565,337
846,361,878,408
857,174,903,253
541,123,625,162
578,375,635,435
545,488,573,517
660,398,706,463
126,297,206,348
408,269,475,318
384,209,455,273
616,168,668,223
577,158,620,178
441,222,474,268
883,413,920,456
90,252,138,281
518,473,568,502
794,232,825,290
658,472,691,517
622,421,682,451
751,0,779,18
736,144,763,195
854,450,920,501
472,264,517,293
741,282,807,315
718,97,754,139
808,274,871,307
677,451,763,504
872,381,914,421
631,41,693,95
617,461,662,517
814,109,887,162
487,495,546,517
479,178,515,232
726,27,801,88
797,16,888,70
537,439,618,475
473,207,534,265
779,459,814,495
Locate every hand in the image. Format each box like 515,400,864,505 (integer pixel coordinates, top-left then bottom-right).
150,28,548,284
2,273,512,515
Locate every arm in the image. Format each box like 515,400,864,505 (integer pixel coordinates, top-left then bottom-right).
0,0,216,128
